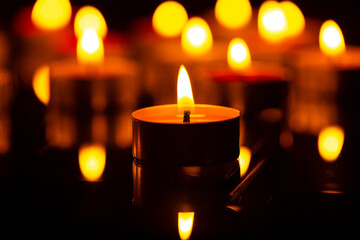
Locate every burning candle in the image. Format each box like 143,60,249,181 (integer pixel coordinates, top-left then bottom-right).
44,6,139,149
132,65,240,208
288,19,360,134
132,65,239,166
78,143,106,182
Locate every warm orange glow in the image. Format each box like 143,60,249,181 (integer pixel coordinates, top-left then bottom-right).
238,146,251,177
281,1,305,38
177,65,195,113
318,126,344,162
178,212,194,240
79,143,106,181
32,65,50,105
31,0,72,30
181,17,213,55
215,0,252,29
152,1,188,37
319,20,345,56
74,6,108,38
77,28,104,64
258,1,287,42
227,38,251,71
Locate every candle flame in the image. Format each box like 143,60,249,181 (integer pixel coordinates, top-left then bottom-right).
215,0,252,29
74,5,108,39
152,1,188,37
227,38,251,71
319,20,345,56
177,65,194,113
258,1,287,42
178,212,194,240
77,28,104,64
181,17,213,55
79,143,106,181
31,0,72,30
281,1,305,38
32,65,50,105
318,126,344,162
238,146,251,177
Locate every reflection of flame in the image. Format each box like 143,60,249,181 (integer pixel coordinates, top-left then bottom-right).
215,0,252,29
74,5,108,38
77,28,104,64
178,212,194,240
319,20,345,56
318,126,344,162
177,65,194,113
79,143,106,181
152,1,188,37
31,0,72,30
181,17,213,55
227,38,251,71
238,146,251,177
33,65,50,105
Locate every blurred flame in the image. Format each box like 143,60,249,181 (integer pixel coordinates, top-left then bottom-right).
181,17,213,55
79,143,106,181
178,212,194,240
31,0,72,31
318,126,344,162
281,1,305,38
215,0,252,29
77,28,104,64
238,146,251,177
227,38,251,71
152,1,188,37
32,65,50,105
74,5,107,38
319,20,345,56
177,65,194,113
258,1,287,42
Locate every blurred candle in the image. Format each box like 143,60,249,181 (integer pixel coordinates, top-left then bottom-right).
319,20,345,57
74,5,108,39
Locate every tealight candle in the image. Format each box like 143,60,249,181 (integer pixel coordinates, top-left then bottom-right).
132,65,240,166
132,65,240,208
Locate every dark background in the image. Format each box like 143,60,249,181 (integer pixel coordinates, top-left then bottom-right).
0,0,360,45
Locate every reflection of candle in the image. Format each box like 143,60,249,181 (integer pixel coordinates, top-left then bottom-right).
318,125,344,162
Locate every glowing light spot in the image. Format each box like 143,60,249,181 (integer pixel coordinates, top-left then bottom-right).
152,1,188,37
77,28,104,64
215,0,252,29
319,20,345,56
181,17,213,55
238,146,251,177
258,1,287,42
227,38,251,71
178,212,194,240
31,0,72,30
318,126,345,162
32,65,50,105
74,6,107,38
79,143,106,181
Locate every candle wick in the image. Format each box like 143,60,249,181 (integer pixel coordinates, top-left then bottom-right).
183,110,190,123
